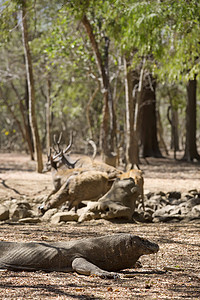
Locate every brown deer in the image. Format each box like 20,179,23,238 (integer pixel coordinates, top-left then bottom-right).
39,133,122,214
40,169,110,213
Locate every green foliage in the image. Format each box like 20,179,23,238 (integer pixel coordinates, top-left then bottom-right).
0,0,200,152
0,1,18,45
102,0,200,82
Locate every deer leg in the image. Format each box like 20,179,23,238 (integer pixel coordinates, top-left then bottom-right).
39,182,69,214
45,188,58,203
45,187,68,210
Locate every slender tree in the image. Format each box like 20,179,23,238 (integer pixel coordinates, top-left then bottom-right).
21,0,43,172
11,82,34,160
182,76,200,161
46,76,51,151
124,56,139,168
81,14,116,163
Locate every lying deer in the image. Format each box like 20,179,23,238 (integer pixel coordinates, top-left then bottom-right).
52,139,144,211
40,169,110,213
42,136,121,204
40,134,145,214
40,143,112,213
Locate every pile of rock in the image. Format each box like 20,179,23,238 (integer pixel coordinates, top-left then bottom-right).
0,189,200,224
134,189,200,223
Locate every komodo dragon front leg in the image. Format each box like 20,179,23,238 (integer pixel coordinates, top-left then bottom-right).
72,257,119,279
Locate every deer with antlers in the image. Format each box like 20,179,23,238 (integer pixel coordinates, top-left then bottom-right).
39,132,144,215
46,132,122,179
39,134,115,214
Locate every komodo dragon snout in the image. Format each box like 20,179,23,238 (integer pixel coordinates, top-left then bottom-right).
131,236,159,255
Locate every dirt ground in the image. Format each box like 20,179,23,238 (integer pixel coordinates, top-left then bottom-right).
0,152,200,299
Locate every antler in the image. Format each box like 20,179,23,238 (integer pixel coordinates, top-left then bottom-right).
87,139,97,160
53,132,63,154
50,131,77,168
63,131,73,154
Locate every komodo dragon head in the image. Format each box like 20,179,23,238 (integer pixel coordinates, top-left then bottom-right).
129,235,159,255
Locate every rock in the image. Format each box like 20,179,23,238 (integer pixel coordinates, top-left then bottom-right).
188,189,200,197
186,197,200,208
152,205,176,218
167,191,181,200
100,202,131,220
18,217,41,223
78,211,101,223
51,212,78,224
132,209,153,223
146,195,169,211
144,191,154,199
148,195,163,203
169,198,185,205
192,204,200,214
181,192,194,200
0,205,9,221
156,191,166,197
41,208,58,221
77,203,101,222
179,206,190,215
9,202,33,221
153,214,184,223
144,207,155,217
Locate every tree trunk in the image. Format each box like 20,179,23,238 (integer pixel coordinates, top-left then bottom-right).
46,77,51,151
171,109,179,153
124,57,139,169
10,82,34,160
24,79,34,156
167,103,180,159
21,0,43,172
157,109,169,156
182,76,200,161
81,15,116,163
86,82,100,139
139,75,162,158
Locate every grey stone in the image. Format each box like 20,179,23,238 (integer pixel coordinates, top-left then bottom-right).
10,202,33,221
186,197,200,208
192,204,200,214
0,205,9,221
18,217,41,223
51,212,78,224
153,214,184,223
41,208,58,221
152,205,176,218
167,191,181,200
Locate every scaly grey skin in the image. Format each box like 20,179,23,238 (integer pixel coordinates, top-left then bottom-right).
0,234,159,279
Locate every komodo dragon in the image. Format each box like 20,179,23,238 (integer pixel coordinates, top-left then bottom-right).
0,234,159,279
